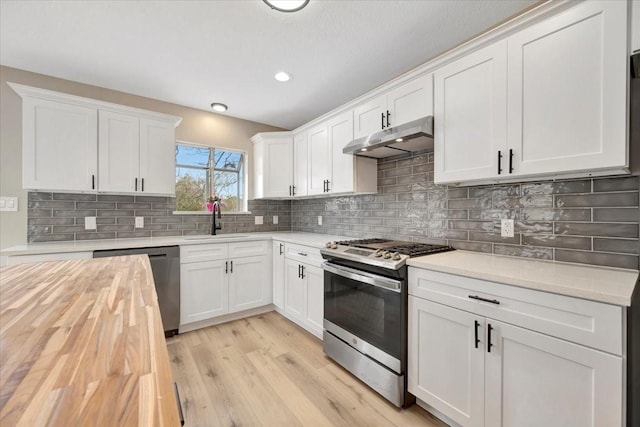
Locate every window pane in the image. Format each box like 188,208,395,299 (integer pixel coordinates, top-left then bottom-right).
176,144,211,167
176,167,207,211
214,150,242,171
214,170,241,212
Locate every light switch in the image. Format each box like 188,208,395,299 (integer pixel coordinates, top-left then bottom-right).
318,216,323,226
0,197,18,212
255,216,263,225
273,215,278,225
85,216,97,230
135,217,144,228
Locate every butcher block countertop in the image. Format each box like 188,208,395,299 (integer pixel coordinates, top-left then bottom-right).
0,255,180,426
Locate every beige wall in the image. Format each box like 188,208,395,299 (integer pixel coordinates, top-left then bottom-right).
0,65,285,250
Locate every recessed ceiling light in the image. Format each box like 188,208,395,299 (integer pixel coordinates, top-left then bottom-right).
211,103,228,112
360,148,368,152
395,138,404,142
275,71,292,82
263,0,310,13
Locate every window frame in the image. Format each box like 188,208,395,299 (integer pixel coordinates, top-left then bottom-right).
174,140,249,214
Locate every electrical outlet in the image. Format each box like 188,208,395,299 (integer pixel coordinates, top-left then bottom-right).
85,216,97,230
318,216,323,226
255,216,263,225
135,217,144,229
501,219,514,238
0,197,18,212
273,215,278,225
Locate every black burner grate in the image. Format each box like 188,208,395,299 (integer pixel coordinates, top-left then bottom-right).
335,238,392,246
385,244,454,257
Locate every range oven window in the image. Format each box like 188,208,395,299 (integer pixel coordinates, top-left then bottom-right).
324,267,402,360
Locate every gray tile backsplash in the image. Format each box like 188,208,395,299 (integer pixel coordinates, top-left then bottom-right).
27,194,291,242
27,149,639,270
291,150,640,270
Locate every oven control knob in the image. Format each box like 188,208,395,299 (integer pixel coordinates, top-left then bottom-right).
374,250,383,257
392,252,402,261
383,251,392,259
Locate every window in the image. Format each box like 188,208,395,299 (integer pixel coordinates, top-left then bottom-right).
175,142,246,213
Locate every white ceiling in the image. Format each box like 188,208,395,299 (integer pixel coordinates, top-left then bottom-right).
0,0,537,130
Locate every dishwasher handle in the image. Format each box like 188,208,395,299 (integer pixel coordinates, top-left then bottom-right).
148,253,168,259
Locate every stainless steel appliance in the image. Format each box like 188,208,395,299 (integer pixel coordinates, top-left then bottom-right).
342,116,434,158
93,246,180,337
321,239,453,407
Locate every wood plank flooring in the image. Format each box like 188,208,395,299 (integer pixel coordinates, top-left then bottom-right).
166,311,447,427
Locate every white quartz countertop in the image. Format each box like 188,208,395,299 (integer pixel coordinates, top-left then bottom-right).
407,250,639,306
0,232,347,256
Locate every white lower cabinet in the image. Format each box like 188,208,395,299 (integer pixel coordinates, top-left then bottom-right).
272,240,286,309
408,268,624,427
281,243,324,339
180,241,271,330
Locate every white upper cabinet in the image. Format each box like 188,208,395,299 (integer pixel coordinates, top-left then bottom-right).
307,124,331,195
434,41,508,183
353,74,433,139
21,97,98,192
507,0,628,177
293,132,308,197
328,111,355,194
435,1,628,185
252,132,293,199
632,0,640,53
99,112,176,195
10,83,181,195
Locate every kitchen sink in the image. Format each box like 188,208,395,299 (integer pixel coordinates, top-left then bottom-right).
182,235,249,241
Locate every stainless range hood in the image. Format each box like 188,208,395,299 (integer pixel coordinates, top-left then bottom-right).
343,116,434,158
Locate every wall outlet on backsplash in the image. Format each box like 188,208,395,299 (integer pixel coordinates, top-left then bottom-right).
85,216,96,230
501,219,514,238
273,215,278,225
135,217,144,228
255,216,263,225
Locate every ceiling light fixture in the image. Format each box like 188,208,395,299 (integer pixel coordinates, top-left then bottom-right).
263,0,310,13
211,103,228,112
275,71,292,82
360,148,368,152
395,138,404,142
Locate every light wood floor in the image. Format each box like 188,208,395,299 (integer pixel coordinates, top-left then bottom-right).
166,311,448,427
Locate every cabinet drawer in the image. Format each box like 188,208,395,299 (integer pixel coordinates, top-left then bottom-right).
285,243,323,267
228,240,269,258
409,268,623,355
180,244,228,263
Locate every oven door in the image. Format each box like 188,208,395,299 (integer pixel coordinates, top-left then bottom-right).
323,262,405,373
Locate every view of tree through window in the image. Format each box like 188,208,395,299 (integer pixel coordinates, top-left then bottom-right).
175,143,245,212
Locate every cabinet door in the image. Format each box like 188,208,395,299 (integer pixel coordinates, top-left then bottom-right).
353,94,386,139
408,296,485,427
303,264,324,338
284,258,306,324
98,110,140,193
328,111,355,194
293,132,308,197
22,98,97,192
434,41,507,184
228,255,270,313
307,124,331,195
180,260,228,325
485,320,623,427
272,241,286,309
139,118,176,196
264,137,293,198
507,1,628,177
387,73,433,128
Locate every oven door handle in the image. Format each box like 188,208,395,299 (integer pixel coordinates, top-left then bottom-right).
322,262,402,293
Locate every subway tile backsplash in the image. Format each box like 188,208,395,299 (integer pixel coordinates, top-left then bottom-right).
291,150,640,270
28,150,639,270
27,194,291,242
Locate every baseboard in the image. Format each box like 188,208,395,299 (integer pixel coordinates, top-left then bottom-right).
179,304,275,333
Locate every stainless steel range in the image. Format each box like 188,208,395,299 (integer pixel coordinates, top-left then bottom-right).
320,238,453,407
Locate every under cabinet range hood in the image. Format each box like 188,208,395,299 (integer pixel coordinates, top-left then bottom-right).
343,116,434,158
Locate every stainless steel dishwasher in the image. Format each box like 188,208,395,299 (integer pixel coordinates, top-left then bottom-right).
93,246,180,337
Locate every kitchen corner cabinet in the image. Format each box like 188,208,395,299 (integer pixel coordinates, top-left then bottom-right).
408,268,624,427
99,111,175,195
21,97,98,192
180,241,271,328
252,132,293,199
10,83,181,194
272,240,286,309
434,0,628,185
353,73,433,139
282,243,324,339
293,132,309,197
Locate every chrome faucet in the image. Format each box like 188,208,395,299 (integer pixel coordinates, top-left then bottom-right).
211,201,222,235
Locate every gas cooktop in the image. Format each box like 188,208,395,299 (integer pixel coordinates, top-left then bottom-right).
321,238,454,270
